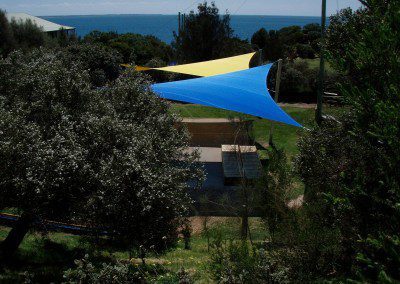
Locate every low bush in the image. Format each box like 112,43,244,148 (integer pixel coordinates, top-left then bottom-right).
62,254,193,284
209,233,289,284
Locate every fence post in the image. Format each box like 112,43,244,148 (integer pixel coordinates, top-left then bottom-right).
316,0,327,124
269,59,283,146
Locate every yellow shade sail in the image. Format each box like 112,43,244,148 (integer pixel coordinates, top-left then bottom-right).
128,52,256,77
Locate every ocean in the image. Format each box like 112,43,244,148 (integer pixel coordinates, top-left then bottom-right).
41,14,323,44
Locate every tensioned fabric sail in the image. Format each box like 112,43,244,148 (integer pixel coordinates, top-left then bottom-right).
131,52,256,77
151,64,302,128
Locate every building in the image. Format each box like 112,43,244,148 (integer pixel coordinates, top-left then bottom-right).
6,13,75,37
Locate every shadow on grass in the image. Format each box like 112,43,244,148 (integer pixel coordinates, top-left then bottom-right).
0,234,119,283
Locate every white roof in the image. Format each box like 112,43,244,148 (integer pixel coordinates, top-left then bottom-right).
6,13,74,32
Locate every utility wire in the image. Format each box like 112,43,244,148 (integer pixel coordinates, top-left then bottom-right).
233,0,248,15
182,0,199,13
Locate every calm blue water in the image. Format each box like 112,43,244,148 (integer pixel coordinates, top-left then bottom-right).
42,14,322,44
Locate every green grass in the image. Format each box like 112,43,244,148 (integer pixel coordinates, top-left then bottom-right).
172,103,345,158
295,57,336,74
172,104,316,158
0,218,267,282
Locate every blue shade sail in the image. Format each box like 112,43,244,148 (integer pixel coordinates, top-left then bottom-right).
151,64,302,128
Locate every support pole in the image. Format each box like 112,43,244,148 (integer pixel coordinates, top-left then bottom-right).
269,59,283,146
178,12,181,34
258,49,263,66
316,0,327,125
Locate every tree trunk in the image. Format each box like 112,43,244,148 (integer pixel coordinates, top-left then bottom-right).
0,212,36,263
241,211,249,240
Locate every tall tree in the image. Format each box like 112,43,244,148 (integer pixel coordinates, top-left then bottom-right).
0,49,202,260
62,43,123,87
9,18,46,51
0,10,15,57
297,1,400,281
173,1,251,63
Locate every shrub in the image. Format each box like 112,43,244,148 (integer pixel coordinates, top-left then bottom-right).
9,18,46,51
62,43,123,87
0,48,202,259
257,148,293,239
296,2,400,281
0,10,15,56
63,255,192,284
209,236,289,283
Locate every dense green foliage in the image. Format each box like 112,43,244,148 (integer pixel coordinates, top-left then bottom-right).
173,1,253,63
209,239,289,283
84,31,173,65
267,58,341,103
62,254,181,283
0,9,46,57
252,24,321,62
0,10,16,56
0,49,202,258
257,148,293,238
296,1,400,281
62,43,123,87
210,2,400,282
9,18,46,51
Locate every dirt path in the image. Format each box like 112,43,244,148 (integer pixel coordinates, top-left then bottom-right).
279,103,315,109
287,195,304,209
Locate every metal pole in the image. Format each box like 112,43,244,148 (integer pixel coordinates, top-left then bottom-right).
259,49,263,66
316,0,326,125
269,59,283,146
178,12,181,34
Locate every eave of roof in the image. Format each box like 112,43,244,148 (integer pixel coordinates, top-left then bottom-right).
6,13,75,32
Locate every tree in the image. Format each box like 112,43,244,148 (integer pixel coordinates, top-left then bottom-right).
297,1,400,281
62,43,123,87
326,7,369,74
173,1,250,63
9,18,46,51
0,10,15,57
302,23,321,55
0,49,202,260
84,32,173,65
251,28,268,50
258,148,293,239
251,23,321,62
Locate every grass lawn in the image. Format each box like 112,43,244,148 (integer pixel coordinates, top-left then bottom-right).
172,103,344,158
295,57,336,74
172,103,316,158
0,217,267,282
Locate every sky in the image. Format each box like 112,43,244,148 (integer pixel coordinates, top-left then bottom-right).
1,0,362,17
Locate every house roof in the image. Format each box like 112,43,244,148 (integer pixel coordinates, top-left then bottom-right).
6,13,74,32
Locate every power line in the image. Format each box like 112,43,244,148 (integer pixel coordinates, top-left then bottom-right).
182,0,199,13
233,0,248,15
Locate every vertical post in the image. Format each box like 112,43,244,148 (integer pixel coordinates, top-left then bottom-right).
316,0,327,125
258,49,263,66
269,59,283,146
178,12,181,34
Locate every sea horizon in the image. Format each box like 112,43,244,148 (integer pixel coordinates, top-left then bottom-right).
41,14,325,43
38,13,324,17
